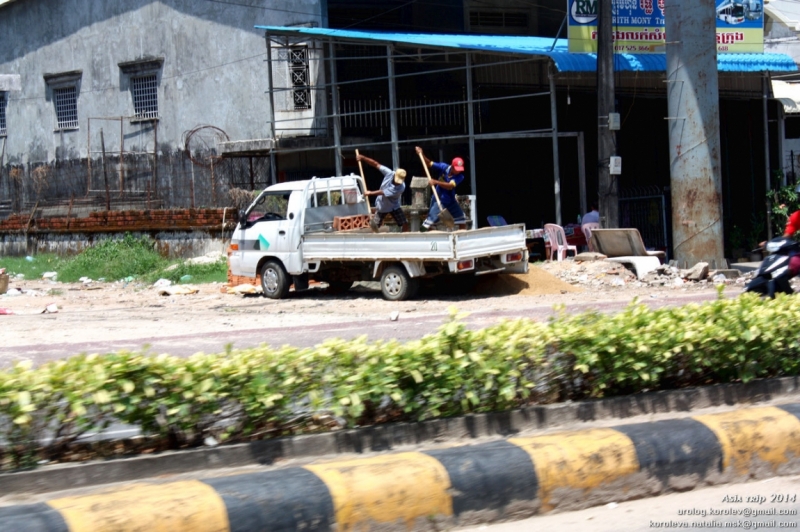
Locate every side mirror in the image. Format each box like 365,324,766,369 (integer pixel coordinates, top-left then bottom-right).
238,209,248,227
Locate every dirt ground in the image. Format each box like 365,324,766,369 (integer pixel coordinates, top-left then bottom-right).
0,257,750,363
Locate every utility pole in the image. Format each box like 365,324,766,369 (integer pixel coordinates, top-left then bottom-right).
597,0,618,228
665,0,725,267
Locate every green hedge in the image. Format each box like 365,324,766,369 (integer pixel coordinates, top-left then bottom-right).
2,290,800,470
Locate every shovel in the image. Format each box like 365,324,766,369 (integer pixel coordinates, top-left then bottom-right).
355,149,371,209
418,152,455,230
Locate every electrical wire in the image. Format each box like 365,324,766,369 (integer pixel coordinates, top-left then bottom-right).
336,0,419,31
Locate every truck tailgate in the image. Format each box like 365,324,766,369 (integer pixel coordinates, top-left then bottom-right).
451,224,526,259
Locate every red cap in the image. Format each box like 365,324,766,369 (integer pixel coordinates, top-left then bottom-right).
451,157,465,172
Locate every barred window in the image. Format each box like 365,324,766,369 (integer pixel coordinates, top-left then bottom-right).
290,46,311,110
54,86,79,130
131,74,159,119
0,92,6,136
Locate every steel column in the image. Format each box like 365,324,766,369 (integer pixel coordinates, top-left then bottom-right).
578,131,587,220
764,74,772,239
778,104,786,187
153,121,158,198
466,53,477,228
266,32,278,185
330,39,343,177
87,118,92,193
0,137,5,202
665,0,725,266
119,117,124,192
387,45,400,170
549,62,562,226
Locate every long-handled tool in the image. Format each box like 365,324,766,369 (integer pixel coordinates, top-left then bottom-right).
355,149,371,209
418,152,455,229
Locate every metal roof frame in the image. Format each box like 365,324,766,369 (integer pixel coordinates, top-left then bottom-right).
250,26,797,227
257,26,798,73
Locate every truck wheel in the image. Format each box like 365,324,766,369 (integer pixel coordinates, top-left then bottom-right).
380,265,418,301
261,260,290,299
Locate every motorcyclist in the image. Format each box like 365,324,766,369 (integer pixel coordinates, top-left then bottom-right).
778,185,800,275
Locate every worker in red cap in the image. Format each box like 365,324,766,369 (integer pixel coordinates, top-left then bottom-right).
415,146,468,231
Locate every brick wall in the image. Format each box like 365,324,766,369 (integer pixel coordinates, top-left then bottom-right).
0,208,234,234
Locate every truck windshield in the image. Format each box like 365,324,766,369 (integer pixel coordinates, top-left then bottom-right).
247,192,290,221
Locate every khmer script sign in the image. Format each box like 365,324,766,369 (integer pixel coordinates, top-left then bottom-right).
567,0,764,54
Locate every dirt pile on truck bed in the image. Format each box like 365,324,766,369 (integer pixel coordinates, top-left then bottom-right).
472,266,582,297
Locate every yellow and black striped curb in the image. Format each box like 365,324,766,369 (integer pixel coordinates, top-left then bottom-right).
5,404,800,532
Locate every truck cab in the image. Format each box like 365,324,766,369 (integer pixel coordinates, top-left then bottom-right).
230,175,368,280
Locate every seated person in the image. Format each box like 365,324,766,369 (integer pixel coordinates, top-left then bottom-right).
582,204,600,226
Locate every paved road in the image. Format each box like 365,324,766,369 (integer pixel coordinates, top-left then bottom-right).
458,475,800,532
0,291,723,363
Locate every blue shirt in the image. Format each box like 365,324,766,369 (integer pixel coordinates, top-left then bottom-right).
582,210,600,224
375,165,405,213
430,162,464,206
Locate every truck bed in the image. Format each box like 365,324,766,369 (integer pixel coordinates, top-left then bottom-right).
301,224,526,261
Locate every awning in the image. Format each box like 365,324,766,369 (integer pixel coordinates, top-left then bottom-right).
256,26,799,74
772,80,800,113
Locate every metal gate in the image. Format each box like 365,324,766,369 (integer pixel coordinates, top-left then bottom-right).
619,186,670,259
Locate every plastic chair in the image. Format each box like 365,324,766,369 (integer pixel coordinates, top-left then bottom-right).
582,222,600,252
486,215,508,227
544,223,578,261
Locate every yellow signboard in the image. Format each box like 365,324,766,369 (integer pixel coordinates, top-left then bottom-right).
567,0,764,54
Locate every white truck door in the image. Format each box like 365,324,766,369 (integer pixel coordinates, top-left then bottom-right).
239,191,296,277
256,218,296,260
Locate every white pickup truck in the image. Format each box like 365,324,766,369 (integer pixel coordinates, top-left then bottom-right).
228,175,528,301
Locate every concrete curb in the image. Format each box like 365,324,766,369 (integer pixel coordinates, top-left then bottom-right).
4,403,800,532
2,375,799,497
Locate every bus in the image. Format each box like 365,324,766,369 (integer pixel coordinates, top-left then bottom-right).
744,0,763,21
717,0,746,24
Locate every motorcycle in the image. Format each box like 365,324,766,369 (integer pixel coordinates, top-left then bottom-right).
743,236,800,298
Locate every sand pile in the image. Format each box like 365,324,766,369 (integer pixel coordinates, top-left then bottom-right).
472,266,582,297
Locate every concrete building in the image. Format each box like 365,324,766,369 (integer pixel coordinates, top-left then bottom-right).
0,0,324,210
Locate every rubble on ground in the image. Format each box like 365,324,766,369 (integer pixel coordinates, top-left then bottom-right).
538,257,755,291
